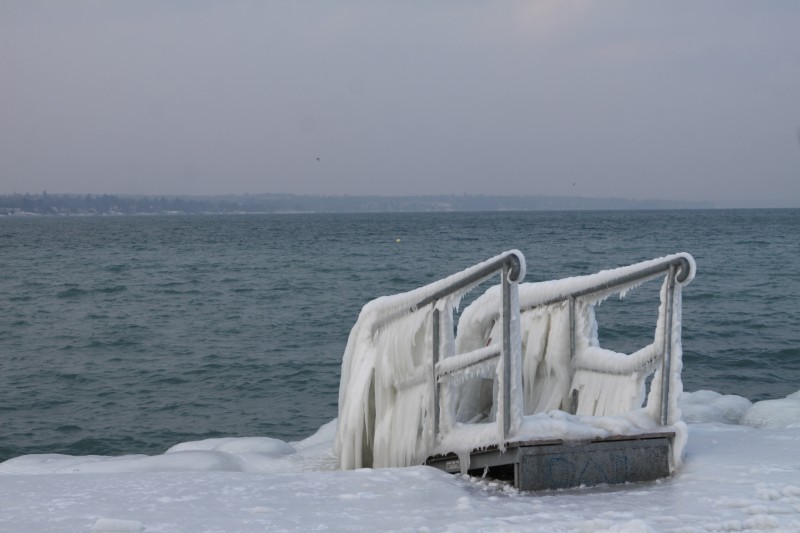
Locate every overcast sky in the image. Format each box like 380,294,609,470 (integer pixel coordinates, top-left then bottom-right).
1,1,799,207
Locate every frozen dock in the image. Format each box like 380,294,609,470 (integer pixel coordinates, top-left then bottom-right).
426,431,674,491
334,250,695,491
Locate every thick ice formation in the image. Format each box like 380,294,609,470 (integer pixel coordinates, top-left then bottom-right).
455,253,694,420
335,252,695,471
334,250,525,470
680,389,754,424
740,390,800,428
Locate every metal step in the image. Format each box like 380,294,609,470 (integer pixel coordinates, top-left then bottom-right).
425,431,674,491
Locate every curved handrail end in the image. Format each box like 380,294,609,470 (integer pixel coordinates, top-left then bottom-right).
505,249,526,283
673,253,696,285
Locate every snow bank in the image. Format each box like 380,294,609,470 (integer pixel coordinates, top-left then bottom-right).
680,390,753,424
0,420,339,475
1,395,799,532
92,518,144,532
8,389,799,480
681,389,800,429
740,390,800,428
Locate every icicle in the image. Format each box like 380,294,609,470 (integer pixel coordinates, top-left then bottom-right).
334,250,525,470
336,251,694,472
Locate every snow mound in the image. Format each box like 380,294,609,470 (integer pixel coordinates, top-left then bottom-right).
166,436,296,456
740,390,800,429
2,419,800,532
680,390,753,424
0,421,339,475
92,518,144,532
680,390,800,428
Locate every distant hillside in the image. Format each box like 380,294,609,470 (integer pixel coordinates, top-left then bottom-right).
0,193,713,216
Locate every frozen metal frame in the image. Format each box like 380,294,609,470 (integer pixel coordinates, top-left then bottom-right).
554,255,692,425
426,251,525,445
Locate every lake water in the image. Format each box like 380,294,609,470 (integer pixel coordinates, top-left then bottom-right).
1,209,798,461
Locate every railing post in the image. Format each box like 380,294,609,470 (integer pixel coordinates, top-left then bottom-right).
660,264,676,426
502,262,512,440
568,295,577,414
432,308,441,442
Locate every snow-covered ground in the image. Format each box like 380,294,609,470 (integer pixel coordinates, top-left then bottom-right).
1,390,798,533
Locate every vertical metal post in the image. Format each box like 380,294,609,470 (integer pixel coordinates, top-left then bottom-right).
660,265,676,426
502,263,512,440
568,296,577,414
432,308,440,441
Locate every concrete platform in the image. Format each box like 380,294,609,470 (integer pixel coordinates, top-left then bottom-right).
425,432,674,491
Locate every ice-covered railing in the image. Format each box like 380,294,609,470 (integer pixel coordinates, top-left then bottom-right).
454,253,696,430
334,251,526,470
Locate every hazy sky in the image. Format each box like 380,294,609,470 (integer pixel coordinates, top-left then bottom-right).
2,1,799,206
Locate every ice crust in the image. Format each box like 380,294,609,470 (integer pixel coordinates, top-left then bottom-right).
335,252,695,470
2,390,794,479
1,391,799,532
2,391,798,476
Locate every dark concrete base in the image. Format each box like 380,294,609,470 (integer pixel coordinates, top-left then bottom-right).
425,432,674,491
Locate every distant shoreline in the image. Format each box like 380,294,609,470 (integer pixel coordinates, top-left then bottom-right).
0,192,714,216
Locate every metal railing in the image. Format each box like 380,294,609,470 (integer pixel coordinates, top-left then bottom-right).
426,252,693,452
425,250,526,445
352,251,693,470
518,253,695,426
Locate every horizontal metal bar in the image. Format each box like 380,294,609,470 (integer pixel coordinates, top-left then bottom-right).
370,251,525,337
414,251,524,311
522,255,691,312
436,343,501,377
571,255,691,298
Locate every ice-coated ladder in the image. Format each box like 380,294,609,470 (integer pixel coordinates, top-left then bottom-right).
334,250,695,491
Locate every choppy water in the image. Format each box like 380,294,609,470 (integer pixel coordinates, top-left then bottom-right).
1,210,798,461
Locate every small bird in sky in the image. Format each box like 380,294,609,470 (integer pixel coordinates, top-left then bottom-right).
316,157,321,162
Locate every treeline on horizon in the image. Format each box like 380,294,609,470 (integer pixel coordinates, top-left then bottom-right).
0,192,713,215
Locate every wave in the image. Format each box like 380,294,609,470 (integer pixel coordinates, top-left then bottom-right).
56,287,88,298
95,285,127,294
56,285,128,298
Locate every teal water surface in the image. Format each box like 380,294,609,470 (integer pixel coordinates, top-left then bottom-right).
1,210,798,461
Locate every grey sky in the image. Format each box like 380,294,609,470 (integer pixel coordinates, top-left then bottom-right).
2,1,799,207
